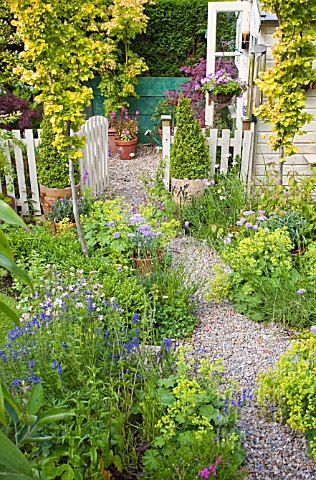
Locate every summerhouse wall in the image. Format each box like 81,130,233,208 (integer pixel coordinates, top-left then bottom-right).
253,22,316,183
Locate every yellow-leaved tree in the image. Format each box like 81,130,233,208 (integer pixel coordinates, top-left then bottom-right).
8,0,115,255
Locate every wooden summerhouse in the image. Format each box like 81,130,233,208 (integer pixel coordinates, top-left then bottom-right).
206,1,316,182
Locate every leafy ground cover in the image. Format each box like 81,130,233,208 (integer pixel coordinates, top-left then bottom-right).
0,177,249,479
1,158,316,476
180,161,316,461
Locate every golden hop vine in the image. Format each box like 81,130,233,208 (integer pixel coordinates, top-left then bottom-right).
255,0,316,160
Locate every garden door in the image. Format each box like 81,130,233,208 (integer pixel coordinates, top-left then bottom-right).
206,1,253,130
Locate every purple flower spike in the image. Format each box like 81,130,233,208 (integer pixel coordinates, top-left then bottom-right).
310,326,316,333
112,231,121,238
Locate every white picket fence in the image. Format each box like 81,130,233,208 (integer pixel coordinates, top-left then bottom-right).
0,116,109,216
161,123,254,189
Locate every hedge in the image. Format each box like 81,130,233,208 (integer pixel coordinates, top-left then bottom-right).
131,0,209,77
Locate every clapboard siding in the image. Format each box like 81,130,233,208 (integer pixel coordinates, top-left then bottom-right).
254,22,316,179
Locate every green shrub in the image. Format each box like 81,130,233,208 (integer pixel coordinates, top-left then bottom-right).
98,265,149,320
142,345,246,479
181,164,251,248
209,227,296,322
132,0,209,77
170,97,209,180
257,330,316,461
139,260,202,338
264,210,308,248
36,115,80,188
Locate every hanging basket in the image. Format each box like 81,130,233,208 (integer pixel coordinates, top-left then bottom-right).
208,93,235,108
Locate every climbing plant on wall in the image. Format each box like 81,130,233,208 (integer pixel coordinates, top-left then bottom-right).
255,0,316,184
9,0,113,255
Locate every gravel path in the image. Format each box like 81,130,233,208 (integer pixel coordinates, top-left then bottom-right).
109,146,316,480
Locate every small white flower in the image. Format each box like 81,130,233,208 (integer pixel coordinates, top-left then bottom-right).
214,163,220,168
129,153,135,157
223,153,232,158
231,161,238,166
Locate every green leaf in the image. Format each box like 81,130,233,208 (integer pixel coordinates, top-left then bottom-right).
0,382,21,425
113,455,122,473
19,436,53,446
0,384,6,427
21,415,37,427
0,253,32,290
0,200,27,228
36,409,75,427
0,301,20,325
199,404,215,420
0,431,35,478
56,465,74,480
0,231,14,259
142,450,160,470
27,383,43,416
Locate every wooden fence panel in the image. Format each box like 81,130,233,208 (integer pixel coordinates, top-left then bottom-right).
162,123,253,187
12,130,28,216
77,115,109,192
24,129,41,215
220,129,230,173
208,129,218,175
0,116,109,217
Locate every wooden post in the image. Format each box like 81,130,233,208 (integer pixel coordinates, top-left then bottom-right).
161,115,171,190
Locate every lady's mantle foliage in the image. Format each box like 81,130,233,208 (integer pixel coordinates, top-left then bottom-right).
257,329,316,461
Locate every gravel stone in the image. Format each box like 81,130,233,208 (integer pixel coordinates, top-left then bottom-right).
108,145,316,480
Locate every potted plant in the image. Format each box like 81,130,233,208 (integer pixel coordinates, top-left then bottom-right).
36,115,80,215
112,107,139,160
170,96,210,207
127,218,165,275
48,195,92,232
151,95,178,138
196,69,247,107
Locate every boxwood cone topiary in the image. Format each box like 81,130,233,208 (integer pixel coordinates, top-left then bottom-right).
170,96,210,180
36,115,80,188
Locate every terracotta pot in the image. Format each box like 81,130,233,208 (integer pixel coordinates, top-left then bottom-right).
133,249,164,275
114,138,138,160
171,178,205,207
3,195,16,211
39,184,80,217
108,127,119,154
158,127,163,141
